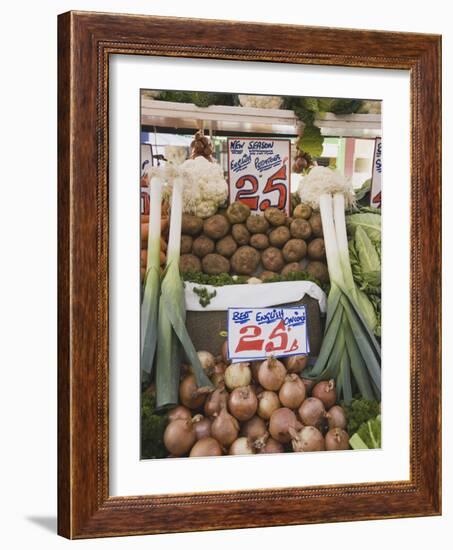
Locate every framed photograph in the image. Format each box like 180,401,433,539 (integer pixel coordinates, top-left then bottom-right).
58,11,441,539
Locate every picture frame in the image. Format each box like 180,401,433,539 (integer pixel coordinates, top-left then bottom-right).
57,10,441,539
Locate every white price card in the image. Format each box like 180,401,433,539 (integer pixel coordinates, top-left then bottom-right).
227,138,291,215
227,306,310,362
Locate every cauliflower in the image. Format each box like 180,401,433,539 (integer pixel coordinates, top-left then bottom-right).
165,145,187,166
179,157,228,218
238,95,284,110
298,166,355,209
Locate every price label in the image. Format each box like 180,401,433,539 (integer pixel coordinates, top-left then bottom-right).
227,307,310,362
227,138,291,215
370,138,382,208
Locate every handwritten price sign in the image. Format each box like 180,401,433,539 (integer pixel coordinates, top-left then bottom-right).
227,138,291,215
370,138,382,208
227,307,310,362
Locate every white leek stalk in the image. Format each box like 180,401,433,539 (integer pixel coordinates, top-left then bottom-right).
156,177,213,410
140,177,163,375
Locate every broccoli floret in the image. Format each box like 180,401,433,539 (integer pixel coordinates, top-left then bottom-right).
341,398,381,434
141,391,168,459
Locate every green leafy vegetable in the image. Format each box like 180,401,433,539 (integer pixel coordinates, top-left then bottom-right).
349,415,381,449
346,212,381,245
298,124,323,158
341,397,381,434
141,391,168,459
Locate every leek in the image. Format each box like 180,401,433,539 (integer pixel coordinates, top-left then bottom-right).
140,176,163,377
156,176,213,410
300,168,381,403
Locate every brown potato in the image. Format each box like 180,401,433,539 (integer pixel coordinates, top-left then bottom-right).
293,204,312,220
260,270,278,281
309,213,323,237
202,254,231,275
192,235,215,258
250,233,269,250
281,262,303,276
307,238,326,260
268,226,291,248
282,239,307,262
306,261,329,284
246,214,270,234
203,214,230,240
290,218,312,240
180,254,202,273
261,247,285,272
216,235,238,258
264,207,287,227
226,201,251,224
230,246,261,275
180,235,193,254
181,214,203,235
232,223,251,245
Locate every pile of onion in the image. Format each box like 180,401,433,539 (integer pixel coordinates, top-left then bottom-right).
161,344,352,458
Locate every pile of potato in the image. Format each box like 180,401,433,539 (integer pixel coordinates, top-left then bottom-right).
179,201,329,284
163,347,350,457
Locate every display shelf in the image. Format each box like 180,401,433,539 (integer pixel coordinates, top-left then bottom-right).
141,99,381,138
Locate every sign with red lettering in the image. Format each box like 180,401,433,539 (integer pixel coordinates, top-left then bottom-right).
370,138,382,208
227,306,309,362
227,138,291,215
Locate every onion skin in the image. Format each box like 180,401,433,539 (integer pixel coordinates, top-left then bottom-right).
192,414,212,440
298,397,326,429
197,350,216,376
284,355,309,374
326,405,347,430
204,383,228,418
190,437,223,457
229,437,255,455
163,419,196,456
257,391,280,420
224,363,252,390
312,379,337,409
211,407,239,447
278,374,307,409
290,426,325,452
228,386,258,421
257,437,284,454
325,428,350,451
257,358,287,391
269,407,302,443
179,374,208,410
167,405,192,423
241,415,267,441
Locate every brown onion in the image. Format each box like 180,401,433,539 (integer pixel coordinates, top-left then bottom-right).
192,414,212,440
163,418,196,456
211,362,226,386
224,362,252,390
204,383,228,417
326,405,347,430
257,390,280,420
284,355,308,374
269,407,302,443
211,407,239,447
250,361,262,382
241,415,267,441
228,385,258,421
290,426,325,452
257,437,284,454
179,374,209,410
257,358,286,391
221,340,229,362
167,405,192,423
229,437,255,455
325,428,349,451
190,437,223,457
312,379,337,409
278,374,306,408
298,397,326,428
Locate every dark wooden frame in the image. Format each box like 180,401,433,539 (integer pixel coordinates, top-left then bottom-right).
58,11,442,539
